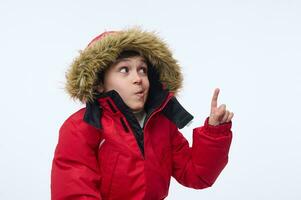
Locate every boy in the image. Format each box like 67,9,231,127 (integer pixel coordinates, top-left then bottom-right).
51,28,234,200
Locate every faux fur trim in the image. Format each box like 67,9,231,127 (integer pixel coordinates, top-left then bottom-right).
65,28,183,103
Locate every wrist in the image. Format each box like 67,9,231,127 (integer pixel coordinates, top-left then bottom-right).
208,116,220,126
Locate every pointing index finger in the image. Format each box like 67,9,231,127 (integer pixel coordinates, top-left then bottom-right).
211,88,220,109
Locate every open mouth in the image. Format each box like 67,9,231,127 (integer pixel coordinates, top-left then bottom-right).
135,91,144,98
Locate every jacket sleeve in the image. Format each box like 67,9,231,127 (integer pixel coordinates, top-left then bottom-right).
51,118,102,200
171,117,232,189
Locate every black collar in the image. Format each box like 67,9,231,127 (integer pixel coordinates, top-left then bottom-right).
83,89,193,130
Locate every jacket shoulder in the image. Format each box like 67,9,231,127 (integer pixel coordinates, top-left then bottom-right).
57,107,101,146
63,107,86,125
60,107,98,134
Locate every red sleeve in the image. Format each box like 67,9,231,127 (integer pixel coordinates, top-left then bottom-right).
51,118,102,200
171,117,232,189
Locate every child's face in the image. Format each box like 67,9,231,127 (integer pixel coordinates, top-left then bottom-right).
100,56,150,113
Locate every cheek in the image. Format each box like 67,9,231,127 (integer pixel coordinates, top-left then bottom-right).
103,75,121,92
105,83,125,94
105,80,129,99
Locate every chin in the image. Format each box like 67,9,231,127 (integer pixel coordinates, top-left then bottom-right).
130,106,144,113
131,108,143,112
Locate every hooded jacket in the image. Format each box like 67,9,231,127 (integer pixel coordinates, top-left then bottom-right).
51,28,233,200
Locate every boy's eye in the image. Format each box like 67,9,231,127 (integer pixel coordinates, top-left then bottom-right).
139,67,147,75
119,67,129,73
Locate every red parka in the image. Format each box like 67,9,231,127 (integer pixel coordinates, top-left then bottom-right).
51,28,233,200
51,91,232,200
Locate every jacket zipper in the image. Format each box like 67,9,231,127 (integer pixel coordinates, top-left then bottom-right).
142,94,173,146
143,94,173,129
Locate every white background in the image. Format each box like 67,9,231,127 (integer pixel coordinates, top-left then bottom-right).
1,0,301,199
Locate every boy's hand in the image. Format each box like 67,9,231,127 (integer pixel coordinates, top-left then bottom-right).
208,88,234,126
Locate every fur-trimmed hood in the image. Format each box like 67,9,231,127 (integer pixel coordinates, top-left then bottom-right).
65,28,183,103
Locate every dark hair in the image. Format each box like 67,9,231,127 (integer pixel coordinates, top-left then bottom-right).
116,50,141,60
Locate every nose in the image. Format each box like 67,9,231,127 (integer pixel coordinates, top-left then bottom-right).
132,71,142,84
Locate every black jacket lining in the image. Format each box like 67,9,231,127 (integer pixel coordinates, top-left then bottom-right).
120,117,129,133
83,90,193,157
162,97,194,129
